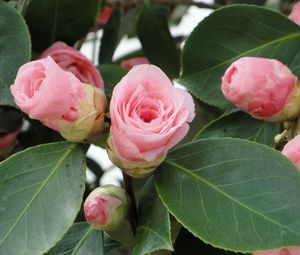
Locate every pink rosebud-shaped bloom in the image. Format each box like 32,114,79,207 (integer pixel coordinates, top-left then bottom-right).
84,185,129,231
254,247,300,255
40,41,104,89
120,57,150,70
107,64,195,178
221,57,300,122
97,6,113,26
10,57,106,142
282,134,300,170
289,2,300,26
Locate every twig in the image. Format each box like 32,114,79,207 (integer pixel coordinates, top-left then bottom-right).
107,0,220,9
122,172,138,235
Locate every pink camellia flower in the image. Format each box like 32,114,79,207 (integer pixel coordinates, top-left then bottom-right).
289,2,300,26
97,6,113,26
254,247,300,255
282,134,300,170
221,57,300,122
84,185,129,231
120,57,150,70
107,64,195,178
10,57,106,143
40,41,104,89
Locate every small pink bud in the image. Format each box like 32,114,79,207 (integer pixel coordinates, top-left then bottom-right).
84,185,129,231
253,247,300,255
10,57,106,143
221,57,300,122
289,2,300,26
97,6,113,26
282,134,300,170
120,57,150,70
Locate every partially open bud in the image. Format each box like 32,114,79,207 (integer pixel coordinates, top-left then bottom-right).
254,247,300,255
84,185,129,231
221,57,300,122
282,134,300,170
10,57,106,143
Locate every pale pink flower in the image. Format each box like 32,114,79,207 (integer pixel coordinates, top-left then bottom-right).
40,41,104,89
289,2,300,26
107,64,195,178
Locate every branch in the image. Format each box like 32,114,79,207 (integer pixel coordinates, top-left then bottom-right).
107,0,220,9
122,172,138,236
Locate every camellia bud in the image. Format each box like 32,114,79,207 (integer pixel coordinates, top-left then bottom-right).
97,6,113,26
289,2,300,26
84,185,129,231
221,57,300,122
282,134,300,170
253,247,300,255
10,57,106,143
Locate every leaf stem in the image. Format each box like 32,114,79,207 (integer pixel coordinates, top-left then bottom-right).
122,172,138,236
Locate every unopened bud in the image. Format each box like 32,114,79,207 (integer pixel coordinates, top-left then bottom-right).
84,185,129,231
221,57,300,122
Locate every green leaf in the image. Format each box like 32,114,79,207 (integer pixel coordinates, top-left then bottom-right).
99,8,122,64
179,5,300,108
98,64,127,104
132,178,173,255
0,80,15,107
0,142,85,255
47,222,120,255
0,1,30,106
25,0,99,52
137,2,180,78
155,138,300,252
195,111,280,146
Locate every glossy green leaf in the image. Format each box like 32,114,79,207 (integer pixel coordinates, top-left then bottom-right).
155,138,300,252
99,8,122,64
25,0,99,52
98,64,127,103
132,178,172,255
137,2,180,78
0,1,30,106
195,111,280,146
179,5,300,108
47,222,120,255
0,142,85,255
